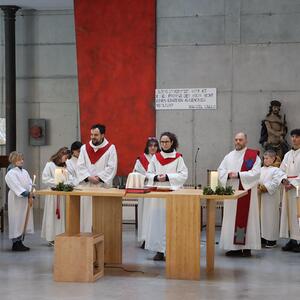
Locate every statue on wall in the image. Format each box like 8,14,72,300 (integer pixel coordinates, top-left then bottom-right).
259,100,290,160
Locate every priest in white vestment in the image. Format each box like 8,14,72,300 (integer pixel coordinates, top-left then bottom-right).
280,129,300,252
5,152,34,251
258,150,286,247
133,137,159,247
41,147,72,245
77,124,118,232
218,132,261,257
146,132,188,261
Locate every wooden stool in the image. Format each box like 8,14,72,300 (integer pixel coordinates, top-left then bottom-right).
54,233,104,282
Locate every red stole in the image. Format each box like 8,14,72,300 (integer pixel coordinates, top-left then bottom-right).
86,142,111,164
155,152,182,166
138,154,150,171
234,148,259,245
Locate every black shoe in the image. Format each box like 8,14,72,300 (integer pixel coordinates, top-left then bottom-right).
225,250,243,257
261,238,267,248
153,252,165,261
12,241,30,252
140,241,145,249
242,249,252,257
265,240,277,248
292,244,300,253
282,239,298,252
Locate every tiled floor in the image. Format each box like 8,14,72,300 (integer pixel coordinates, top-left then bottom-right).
0,222,300,300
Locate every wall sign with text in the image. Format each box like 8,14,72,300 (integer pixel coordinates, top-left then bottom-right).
155,88,217,110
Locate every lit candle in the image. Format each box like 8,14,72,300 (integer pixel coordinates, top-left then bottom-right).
210,171,219,191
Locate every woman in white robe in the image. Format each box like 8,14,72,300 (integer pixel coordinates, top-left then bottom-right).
146,132,188,260
258,150,286,247
41,147,72,245
133,137,159,247
5,151,34,251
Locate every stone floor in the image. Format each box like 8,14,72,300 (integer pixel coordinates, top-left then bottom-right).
1,221,300,300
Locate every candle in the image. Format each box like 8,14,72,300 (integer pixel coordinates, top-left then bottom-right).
210,171,219,191
55,168,67,185
32,174,36,185
296,186,299,198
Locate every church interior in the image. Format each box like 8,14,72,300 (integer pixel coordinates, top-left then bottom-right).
1,0,300,299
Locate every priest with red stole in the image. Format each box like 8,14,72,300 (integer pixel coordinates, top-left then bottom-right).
77,124,118,232
218,132,261,257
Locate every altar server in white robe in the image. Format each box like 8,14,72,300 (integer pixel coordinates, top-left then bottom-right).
133,137,160,247
280,129,300,252
66,141,82,185
41,147,71,245
77,124,118,232
218,132,261,257
5,151,34,251
258,150,286,248
146,132,188,261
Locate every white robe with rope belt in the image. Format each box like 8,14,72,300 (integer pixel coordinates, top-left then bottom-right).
259,166,286,241
41,161,71,242
280,148,300,240
133,154,152,243
145,151,188,254
76,138,118,232
218,147,261,250
5,167,34,239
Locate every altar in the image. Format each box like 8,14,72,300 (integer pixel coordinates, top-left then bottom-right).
36,188,247,281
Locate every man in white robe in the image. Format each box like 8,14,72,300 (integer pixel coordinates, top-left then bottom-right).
5,152,34,251
258,150,286,247
218,132,261,257
280,129,300,252
146,132,188,260
77,124,118,232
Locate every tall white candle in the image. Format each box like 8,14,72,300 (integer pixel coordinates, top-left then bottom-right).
55,168,67,185
210,171,219,191
32,174,36,185
296,186,299,197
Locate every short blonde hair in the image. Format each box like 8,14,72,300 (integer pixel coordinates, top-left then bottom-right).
8,151,23,164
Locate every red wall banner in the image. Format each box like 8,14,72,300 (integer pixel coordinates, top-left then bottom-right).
74,0,156,175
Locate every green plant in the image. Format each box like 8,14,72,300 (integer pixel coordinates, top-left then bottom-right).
52,182,74,192
203,186,215,195
202,185,235,195
215,186,226,195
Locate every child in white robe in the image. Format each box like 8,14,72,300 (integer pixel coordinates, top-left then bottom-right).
41,147,72,245
5,151,34,251
258,150,286,248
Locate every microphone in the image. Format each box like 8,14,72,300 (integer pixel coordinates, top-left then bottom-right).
194,147,200,189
